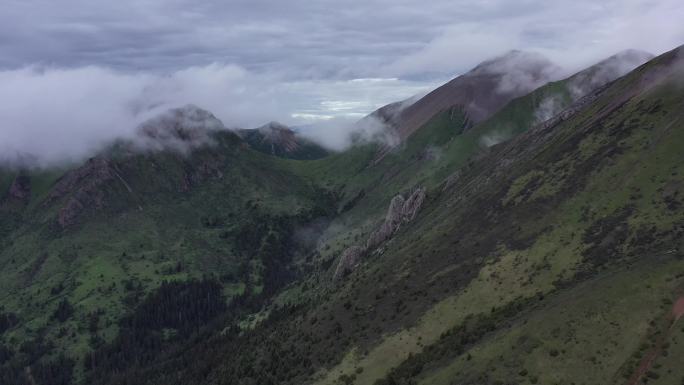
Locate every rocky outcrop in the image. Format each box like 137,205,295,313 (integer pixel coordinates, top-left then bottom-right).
441,170,461,192
366,188,426,250
366,195,405,250
334,187,427,281
44,158,120,228
333,246,365,281
402,188,426,221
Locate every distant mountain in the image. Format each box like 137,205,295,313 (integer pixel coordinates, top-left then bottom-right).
238,121,329,160
136,104,224,153
567,49,654,98
472,48,654,146
0,45,683,385
366,50,562,142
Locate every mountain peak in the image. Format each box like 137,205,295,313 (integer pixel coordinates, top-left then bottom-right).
471,50,559,77
367,50,562,144
136,105,223,152
238,121,329,160
257,121,294,135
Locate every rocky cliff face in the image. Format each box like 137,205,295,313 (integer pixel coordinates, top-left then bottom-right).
332,246,365,280
334,187,427,280
45,158,119,228
366,188,426,251
38,106,236,229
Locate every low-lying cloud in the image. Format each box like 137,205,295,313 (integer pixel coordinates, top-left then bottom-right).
0,0,681,166
297,114,400,151
0,65,431,167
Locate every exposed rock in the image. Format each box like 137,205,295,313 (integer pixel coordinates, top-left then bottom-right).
402,188,426,222
366,188,427,250
333,246,365,281
367,195,404,250
45,158,118,228
441,170,462,192
333,186,427,281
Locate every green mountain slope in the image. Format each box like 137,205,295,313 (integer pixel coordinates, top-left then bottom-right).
311,45,684,385
0,46,682,385
0,108,338,384
35,45,680,385
294,50,654,269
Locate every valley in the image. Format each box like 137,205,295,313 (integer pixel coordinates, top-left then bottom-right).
0,45,683,385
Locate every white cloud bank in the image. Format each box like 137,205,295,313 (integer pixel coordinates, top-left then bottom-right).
0,0,682,166
0,65,433,166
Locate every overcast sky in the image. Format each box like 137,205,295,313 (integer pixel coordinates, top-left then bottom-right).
0,0,683,164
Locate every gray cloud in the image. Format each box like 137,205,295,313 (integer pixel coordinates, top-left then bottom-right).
0,64,431,166
0,0,682,165
1,0,682,78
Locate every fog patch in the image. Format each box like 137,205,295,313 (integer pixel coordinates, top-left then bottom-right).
0,64,430,167
423,145,443,161
298,115,399,152
479,131,510,148
134,105,224,154
471,50,564,95
534,95,565,124
568,49,654,99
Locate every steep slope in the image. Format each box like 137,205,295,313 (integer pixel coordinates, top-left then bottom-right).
311,45,684,385
72,46,684,385
238,121,329,160
0,46,681,385
0,107,338,384
296,50,654,268
368,50,561,142
473,49,654,145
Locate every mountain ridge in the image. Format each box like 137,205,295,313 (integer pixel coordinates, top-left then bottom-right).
0,45,683,385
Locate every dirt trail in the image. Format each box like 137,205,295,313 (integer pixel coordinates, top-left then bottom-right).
625,295,684,385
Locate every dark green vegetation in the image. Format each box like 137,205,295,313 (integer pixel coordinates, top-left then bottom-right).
1,47,684,385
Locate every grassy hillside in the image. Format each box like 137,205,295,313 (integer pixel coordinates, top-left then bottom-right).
289,54,642,272
311,46,684,385
24,45,678,385
0,131,338,383
0,47,682,385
